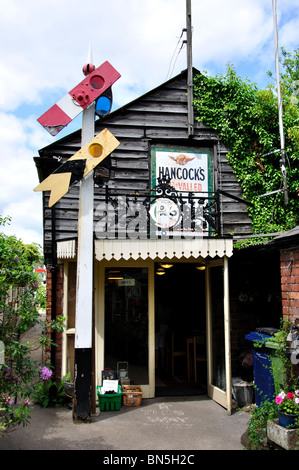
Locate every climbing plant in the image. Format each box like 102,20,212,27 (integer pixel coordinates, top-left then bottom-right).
193,48,299,240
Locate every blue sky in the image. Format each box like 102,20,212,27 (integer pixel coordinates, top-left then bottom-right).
0,0,298,248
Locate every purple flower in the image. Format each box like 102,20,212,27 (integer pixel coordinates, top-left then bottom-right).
39,366,53,381
1,393,14,405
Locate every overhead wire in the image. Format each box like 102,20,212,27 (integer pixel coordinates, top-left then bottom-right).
165,29,186,81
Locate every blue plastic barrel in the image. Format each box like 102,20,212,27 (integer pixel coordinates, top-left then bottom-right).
245,332,276,406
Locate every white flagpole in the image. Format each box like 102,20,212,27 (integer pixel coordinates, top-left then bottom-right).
272,0,288,205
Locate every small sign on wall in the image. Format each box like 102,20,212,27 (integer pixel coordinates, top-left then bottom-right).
118,279,135,287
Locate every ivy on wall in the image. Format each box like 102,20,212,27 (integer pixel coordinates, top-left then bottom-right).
193,48,299,240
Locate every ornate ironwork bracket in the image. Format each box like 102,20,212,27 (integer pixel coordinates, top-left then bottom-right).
95,177,221,239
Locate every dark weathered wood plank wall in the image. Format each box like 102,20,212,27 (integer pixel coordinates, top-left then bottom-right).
35,70,253,260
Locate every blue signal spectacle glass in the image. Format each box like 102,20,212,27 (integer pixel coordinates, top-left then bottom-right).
95,88,113,117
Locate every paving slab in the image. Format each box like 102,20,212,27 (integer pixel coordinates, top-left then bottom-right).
0,395,250,451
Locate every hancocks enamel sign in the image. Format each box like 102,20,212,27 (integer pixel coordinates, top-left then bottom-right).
150,146,213,237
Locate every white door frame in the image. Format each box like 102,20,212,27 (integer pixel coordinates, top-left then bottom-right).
94,259,155,398
206,256,232,414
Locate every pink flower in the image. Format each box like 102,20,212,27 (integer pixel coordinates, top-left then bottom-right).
276,390,299,412
277,391,285,400
275,395,284,404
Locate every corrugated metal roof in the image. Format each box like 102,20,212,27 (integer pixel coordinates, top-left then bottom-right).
272,226,299,241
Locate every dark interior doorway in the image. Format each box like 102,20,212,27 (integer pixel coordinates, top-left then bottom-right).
154,262,207,396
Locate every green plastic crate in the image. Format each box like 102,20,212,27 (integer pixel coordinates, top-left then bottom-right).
97,385,123,411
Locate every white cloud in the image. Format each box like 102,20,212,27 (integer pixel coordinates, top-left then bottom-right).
280,16,299,49
0,112,49,244
2,196,43,246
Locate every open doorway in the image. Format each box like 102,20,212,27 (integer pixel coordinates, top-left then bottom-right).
154,262,207,396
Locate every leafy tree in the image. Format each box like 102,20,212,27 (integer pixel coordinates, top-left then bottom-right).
0,217,65,432
193,48,299,239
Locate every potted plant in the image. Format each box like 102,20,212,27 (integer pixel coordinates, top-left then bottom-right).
275,390,299,429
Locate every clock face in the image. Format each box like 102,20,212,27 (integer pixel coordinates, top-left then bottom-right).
149,198,181,229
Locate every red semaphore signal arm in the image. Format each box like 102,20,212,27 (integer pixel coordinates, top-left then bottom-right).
37,61,121,136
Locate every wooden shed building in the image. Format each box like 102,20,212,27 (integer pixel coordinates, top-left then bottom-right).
34,68,281,414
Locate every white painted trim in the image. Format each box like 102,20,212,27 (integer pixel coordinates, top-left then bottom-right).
57,238,234,262
57,240,76,259
94,261,105,390
206,259,232,412
57,93,83,120
94,238,233,262
61,260,68,379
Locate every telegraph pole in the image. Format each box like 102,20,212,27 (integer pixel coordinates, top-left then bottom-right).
186,0,194,137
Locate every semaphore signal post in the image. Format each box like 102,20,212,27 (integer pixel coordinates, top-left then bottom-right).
36,49,121,421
